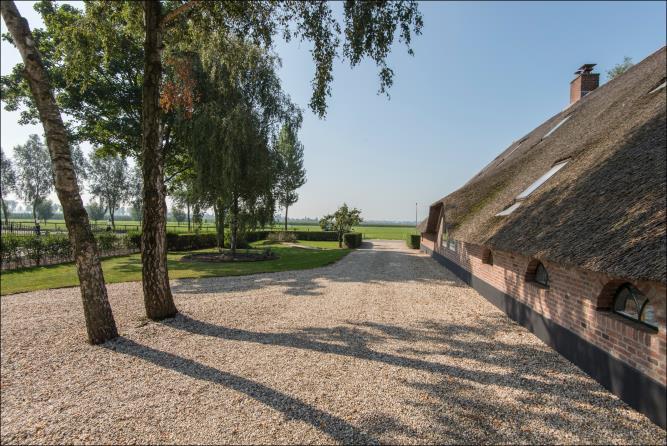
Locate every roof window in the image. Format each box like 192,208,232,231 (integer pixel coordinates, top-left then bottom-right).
648,79,666,94
516,160,569,199
495,159,569,216
542,115,571,139
496,202,521,216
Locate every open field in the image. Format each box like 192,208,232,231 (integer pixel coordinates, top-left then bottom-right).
3,219,418,240
0,241,349,296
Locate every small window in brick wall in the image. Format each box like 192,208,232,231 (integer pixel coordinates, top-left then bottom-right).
526,259,549,287
482,248,493,265
534,263,549,286
613,283,658,330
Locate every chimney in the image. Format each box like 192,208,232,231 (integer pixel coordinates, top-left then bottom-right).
570,64,599,104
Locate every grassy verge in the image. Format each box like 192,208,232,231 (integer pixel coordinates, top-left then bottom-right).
0,241,351,296
5,219,418,239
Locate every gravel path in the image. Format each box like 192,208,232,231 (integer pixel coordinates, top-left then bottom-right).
1,240,665,444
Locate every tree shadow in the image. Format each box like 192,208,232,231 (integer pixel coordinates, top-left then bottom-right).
161,314,608,405
102,336,379,445
100,313,664,443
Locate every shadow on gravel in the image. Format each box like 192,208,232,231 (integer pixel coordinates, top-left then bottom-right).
103,336,379,445
151,313,659,443
170,242,467,297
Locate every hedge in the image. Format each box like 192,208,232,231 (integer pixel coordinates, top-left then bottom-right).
343,232,363,249
406,234,421,249
0,233,134,268
1,230,347,268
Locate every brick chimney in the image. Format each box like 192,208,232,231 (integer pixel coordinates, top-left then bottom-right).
570,64,599,104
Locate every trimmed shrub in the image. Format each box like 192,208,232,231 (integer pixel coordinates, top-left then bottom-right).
165,232,218,251
343,232,363,249
0,235,22,266
292,230,338,241
97,232,118,251
267,231,297,242
406,234,420,249
126,231,142,249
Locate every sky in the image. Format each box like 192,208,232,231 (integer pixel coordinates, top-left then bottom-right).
1,1,665,222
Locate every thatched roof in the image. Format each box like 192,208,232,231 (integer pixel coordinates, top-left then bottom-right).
424,47,667,284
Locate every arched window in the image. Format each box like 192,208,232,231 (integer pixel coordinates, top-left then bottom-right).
613,284,658,329
534,262,549,287
482,248,493,265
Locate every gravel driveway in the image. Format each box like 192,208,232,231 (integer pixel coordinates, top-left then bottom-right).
1,240,665,444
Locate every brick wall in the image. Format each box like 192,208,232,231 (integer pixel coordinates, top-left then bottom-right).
570,73,600,103
425,234,666,387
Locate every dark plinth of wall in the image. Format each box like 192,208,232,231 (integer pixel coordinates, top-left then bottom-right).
421,244,667,429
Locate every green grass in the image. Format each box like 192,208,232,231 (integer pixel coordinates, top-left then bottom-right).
0,241,351,296
6,219,418,239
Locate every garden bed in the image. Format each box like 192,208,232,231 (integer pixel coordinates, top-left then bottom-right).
180,250,278,263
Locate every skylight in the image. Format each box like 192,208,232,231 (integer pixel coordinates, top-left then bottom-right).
496,202,521,216
542,115,571,139
649,81,666,94
495,159,570,217
516,160,569,199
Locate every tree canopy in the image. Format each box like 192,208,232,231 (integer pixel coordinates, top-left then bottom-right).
12,134,53,222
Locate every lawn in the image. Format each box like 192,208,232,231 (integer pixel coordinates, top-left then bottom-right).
0,241,350,295
5,219,418,239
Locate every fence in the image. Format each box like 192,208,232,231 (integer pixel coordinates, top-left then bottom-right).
0,233,139,271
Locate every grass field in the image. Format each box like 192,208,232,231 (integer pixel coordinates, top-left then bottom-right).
4,219,418,240
0,240,349,296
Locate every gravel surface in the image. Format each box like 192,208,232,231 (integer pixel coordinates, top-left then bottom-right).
1,240,665,444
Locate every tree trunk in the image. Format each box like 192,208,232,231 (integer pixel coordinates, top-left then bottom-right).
338,231,343,248
284,206,288,231
186,201,191,232
32,199,38,223
230,195,238,257
1,1,118,344
1,197,8,226
110,208,115,229
214,198,225,251
140,0,177,321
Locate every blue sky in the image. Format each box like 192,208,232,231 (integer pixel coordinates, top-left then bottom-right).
1,1,665,221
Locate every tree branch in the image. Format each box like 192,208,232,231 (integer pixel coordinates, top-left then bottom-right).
160,1,199,29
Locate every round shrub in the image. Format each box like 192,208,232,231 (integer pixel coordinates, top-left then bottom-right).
406,234,421,249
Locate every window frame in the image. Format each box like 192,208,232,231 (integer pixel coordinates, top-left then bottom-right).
533,262,549,287
613,283,659,330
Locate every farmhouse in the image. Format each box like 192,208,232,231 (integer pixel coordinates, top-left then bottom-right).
419,47,667,427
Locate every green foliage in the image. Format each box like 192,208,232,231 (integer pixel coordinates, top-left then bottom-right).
275,123,306,212
126,231,142,250
165,232,218,251
1,148,16,197
0,233,134,269
88,154,130,226
171,205,187,225
0,235,22,266
343,232,363,249
1,242,351,295
607,56,633,80
86,201,107,222
320,203,363,246
267,231,297,242
96,232,118,251
11,135,53,219
35,199,55,223
406,234,420,249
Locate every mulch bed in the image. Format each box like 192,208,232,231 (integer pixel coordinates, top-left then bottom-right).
180,251,278,263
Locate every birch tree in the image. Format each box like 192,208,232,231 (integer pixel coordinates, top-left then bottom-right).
0,1,118,344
